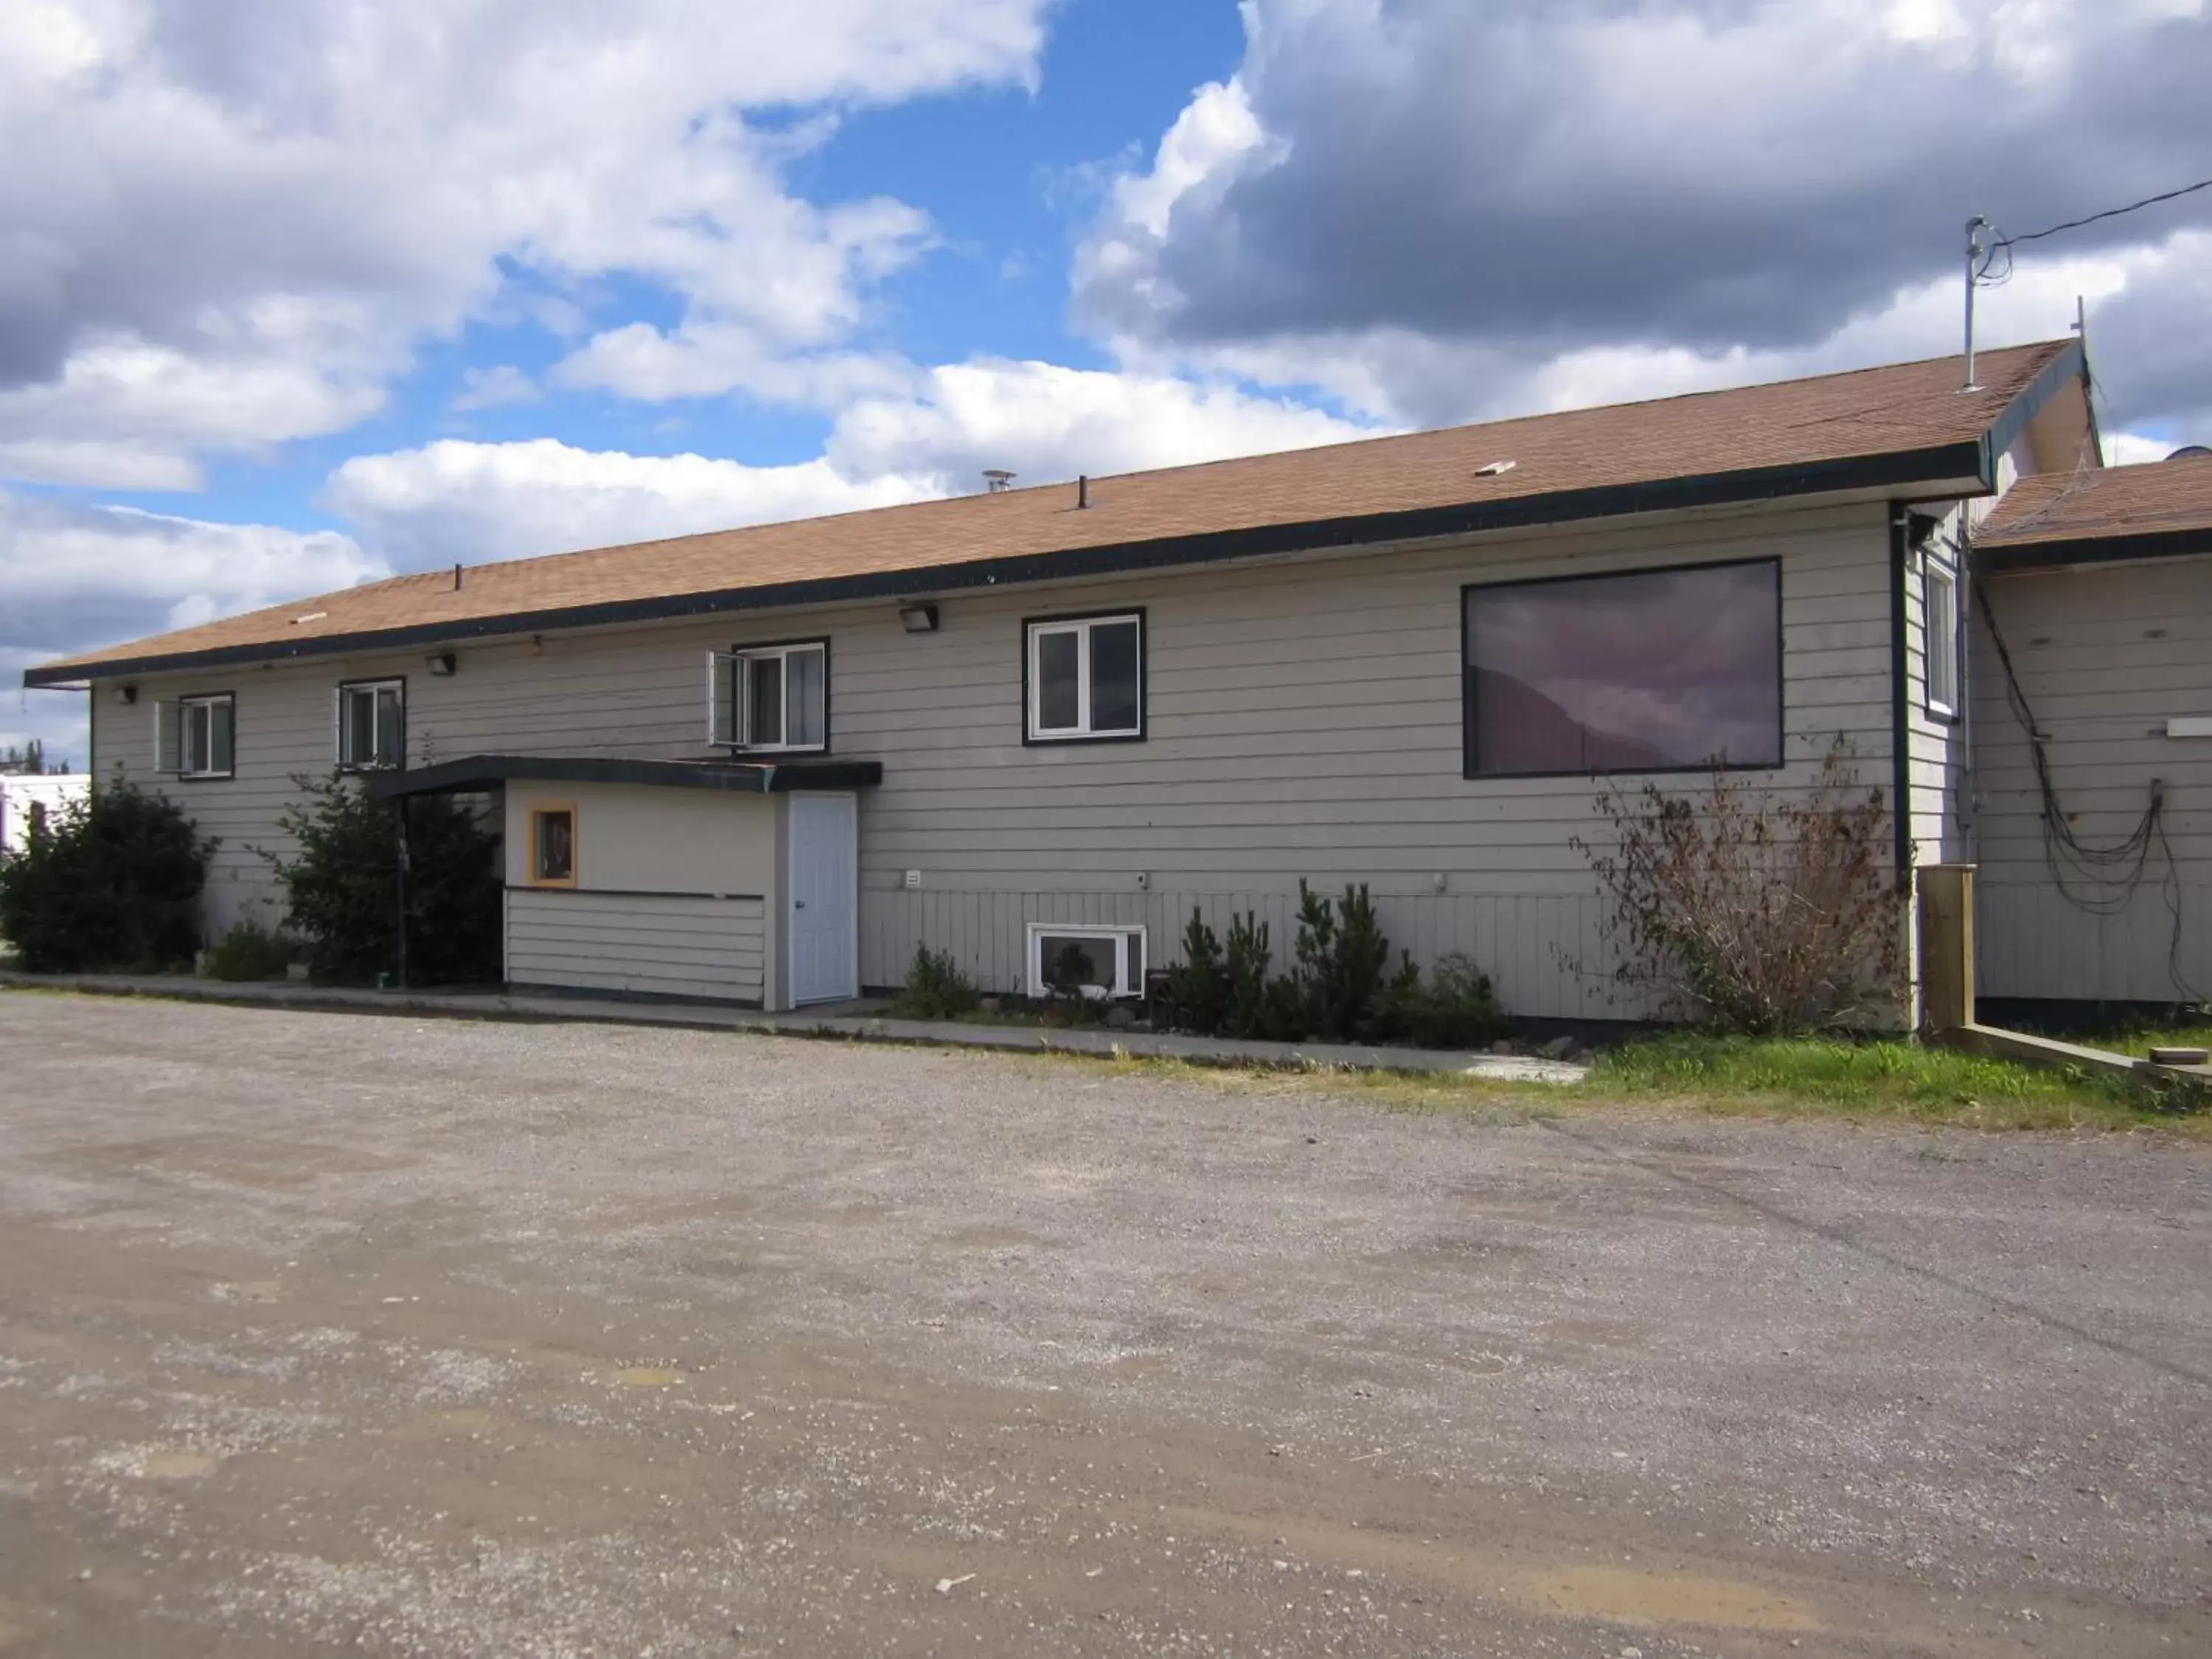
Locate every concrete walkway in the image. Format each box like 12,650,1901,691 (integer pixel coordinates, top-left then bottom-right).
0,972,1587,1082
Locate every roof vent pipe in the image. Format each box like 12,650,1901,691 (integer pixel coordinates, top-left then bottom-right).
1078,474,1089,509
453,563,463,591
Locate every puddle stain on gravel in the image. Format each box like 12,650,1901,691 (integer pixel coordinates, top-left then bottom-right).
1506,1564,1822,1632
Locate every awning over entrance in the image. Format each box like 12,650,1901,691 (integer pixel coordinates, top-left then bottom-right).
365,754,884,800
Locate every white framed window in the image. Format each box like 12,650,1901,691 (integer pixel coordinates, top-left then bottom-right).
1025,611,1144,742
1924,553,1961,721
335,679,406,771
709,640,828,753
1026,924,1146,1000
155,693,234,780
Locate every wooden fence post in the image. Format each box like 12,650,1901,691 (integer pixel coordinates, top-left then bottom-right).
1919,864,1975,1034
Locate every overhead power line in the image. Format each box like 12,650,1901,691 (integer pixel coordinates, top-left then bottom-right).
1991,175,2212,250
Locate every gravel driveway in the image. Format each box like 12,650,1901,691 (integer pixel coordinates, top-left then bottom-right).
0,992,2207,1658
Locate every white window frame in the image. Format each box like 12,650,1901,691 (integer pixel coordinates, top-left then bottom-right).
157,692,234,780
709,641,829,754
1026,612,1144,742
1025,923,1147,1000
335,679,406,771
1924,552,1962,721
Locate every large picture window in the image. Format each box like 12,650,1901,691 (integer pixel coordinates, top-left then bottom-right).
1463,559,1782,778
335,679,406,771
1026,611,1144,742
710,641,827,753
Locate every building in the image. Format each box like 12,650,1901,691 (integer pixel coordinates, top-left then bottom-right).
0,772,91,858
21,339,2208,1019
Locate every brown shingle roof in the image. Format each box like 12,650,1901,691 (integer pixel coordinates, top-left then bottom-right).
1977,452,2212,551
28,340,2074,684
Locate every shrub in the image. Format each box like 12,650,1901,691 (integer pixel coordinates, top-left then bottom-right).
891,945,981,1020
265,774,502,986
1371,951,1509,1048
1569,739,1906,1034
206,917,295,982
1155,910,1230,1034
0,782,210,973
1224,910,1276,1038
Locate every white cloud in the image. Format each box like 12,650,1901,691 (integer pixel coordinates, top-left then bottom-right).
0,0,1053,487
1077,0,2212,439
319,439,942,566
1,487,386,762
319,361,1378,566
451,364,540,412
827,358,1378,490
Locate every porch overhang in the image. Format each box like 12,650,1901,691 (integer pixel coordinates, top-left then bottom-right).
365,754,883,800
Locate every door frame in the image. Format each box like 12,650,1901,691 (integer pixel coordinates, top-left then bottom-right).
786,790,859,1005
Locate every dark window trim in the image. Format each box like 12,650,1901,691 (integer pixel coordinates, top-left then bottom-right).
335,675,408,773
1020,607,1149,748
720,634,832,757
1458,555,1787,782
173,689,237,782
1921,549,1964,727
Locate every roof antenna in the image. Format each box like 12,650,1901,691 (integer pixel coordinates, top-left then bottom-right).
1077,474,1089,509
983,469,1015,493
1961,215,1988,392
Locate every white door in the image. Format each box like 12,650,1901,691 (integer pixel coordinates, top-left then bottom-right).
787,792,858,1005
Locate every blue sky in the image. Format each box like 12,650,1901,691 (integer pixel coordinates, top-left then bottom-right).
5,0,2211,765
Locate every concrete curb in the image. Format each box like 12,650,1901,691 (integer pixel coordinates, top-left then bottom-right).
0,973,1586,1083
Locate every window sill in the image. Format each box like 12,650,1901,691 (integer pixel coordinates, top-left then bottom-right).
1023,729,1147,747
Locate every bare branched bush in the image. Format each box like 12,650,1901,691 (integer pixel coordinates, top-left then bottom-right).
1569,740,1907,1034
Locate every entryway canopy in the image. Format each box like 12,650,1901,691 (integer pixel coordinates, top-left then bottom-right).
364,753,883,800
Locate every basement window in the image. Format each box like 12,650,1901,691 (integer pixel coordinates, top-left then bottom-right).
1026,612,1144,742
335,679,406,771
1924,553,1961,721
1026,924,1146,1000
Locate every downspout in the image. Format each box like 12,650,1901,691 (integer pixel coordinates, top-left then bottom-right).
1887,507,1915,891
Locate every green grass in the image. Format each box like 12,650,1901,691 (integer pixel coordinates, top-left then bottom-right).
2093,1023,2212,1061
1068,1032,2209,1138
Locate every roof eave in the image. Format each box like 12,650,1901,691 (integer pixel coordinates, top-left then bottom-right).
25,435,2018,689
1977,524,2212,572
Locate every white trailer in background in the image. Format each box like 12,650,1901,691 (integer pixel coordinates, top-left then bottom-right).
0,773,91,857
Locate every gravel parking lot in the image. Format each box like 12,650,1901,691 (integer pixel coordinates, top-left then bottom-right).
1,992,2207,1658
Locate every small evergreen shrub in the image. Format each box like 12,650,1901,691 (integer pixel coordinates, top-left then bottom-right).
1152,886,1510,1049
1224,910,1276,1038
1371,951,1508,1048
266,774,501,986
205,917,295,982
891,945,981,1019
1155,909,1229,1034
0,782,209,973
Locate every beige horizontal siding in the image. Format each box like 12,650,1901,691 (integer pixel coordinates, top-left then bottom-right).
94,498,1902,1018
507,889,765,1004
1972,555,2212,1004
